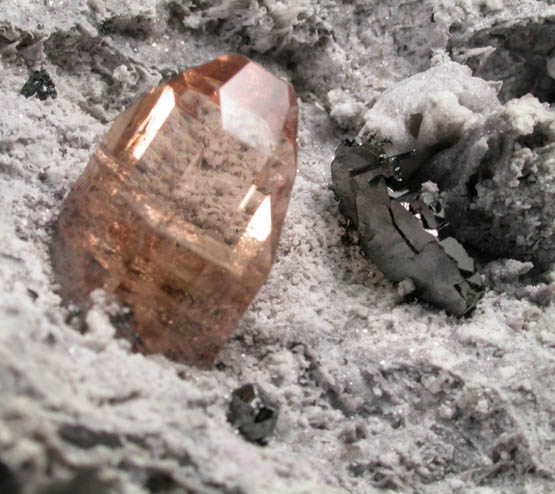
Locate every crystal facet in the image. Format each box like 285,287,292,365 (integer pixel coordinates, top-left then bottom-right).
51,55,298,367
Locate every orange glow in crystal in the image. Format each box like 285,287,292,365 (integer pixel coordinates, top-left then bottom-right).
50,55,298,368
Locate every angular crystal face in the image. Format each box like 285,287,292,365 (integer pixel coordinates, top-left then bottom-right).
51,55,298,367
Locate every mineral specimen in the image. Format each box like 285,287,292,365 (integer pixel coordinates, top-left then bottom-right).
227,383,279,444
331,138,482,316
20,69,57,101
51,55,298,368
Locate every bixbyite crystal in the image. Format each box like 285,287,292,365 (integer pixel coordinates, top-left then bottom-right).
227,383,279,444
331,138,482,316
51,55,298,367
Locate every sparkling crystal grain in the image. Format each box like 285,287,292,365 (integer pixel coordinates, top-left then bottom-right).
51,55,298,367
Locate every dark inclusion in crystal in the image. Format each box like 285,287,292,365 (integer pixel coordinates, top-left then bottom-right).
331,138,483,316
227,384,279,444
20,69,57,101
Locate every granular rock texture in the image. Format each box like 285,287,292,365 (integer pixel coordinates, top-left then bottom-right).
1,1,555,494
361,61,555,269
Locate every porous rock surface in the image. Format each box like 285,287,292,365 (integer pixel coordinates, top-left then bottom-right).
1,1,555,493
362,61,555,268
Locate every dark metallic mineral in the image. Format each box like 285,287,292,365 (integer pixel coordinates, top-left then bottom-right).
20,69,57,101
331,138,482,316
227,383,279,444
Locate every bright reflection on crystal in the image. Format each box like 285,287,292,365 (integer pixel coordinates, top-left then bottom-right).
239,184,257,211
220,61,290,155
246,195,272,243
220,95,275,154
129,86,176,160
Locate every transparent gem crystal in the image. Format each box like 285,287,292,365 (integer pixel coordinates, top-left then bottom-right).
51,55,298,367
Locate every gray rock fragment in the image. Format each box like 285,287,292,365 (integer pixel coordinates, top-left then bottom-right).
484,258,554,306
362,61,555,269
331,139,482,316
452,16,555,103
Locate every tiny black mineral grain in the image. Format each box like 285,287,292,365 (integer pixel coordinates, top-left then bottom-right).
227,383,279,444
20,69,57,101
331,137,482,316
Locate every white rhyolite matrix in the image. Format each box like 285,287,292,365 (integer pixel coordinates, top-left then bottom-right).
0,1,554,493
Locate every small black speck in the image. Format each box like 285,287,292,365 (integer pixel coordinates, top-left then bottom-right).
145,472,177,492
390,415,404,429
20,69,57,101
99,19,114,35
340,231,353,246
254,407,274,423
45,333,56,345
176,368,188,380
27,288,39,301
65,306,83,325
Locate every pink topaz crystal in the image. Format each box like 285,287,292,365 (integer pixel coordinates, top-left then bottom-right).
51,55,298,368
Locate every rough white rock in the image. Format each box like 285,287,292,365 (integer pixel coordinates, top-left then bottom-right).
361,61,502,155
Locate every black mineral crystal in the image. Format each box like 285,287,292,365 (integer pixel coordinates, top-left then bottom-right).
331,138,483,316
227,384,279,444
20,69,57,101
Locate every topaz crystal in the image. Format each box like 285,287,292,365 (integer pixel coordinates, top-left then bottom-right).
51,55,298,368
